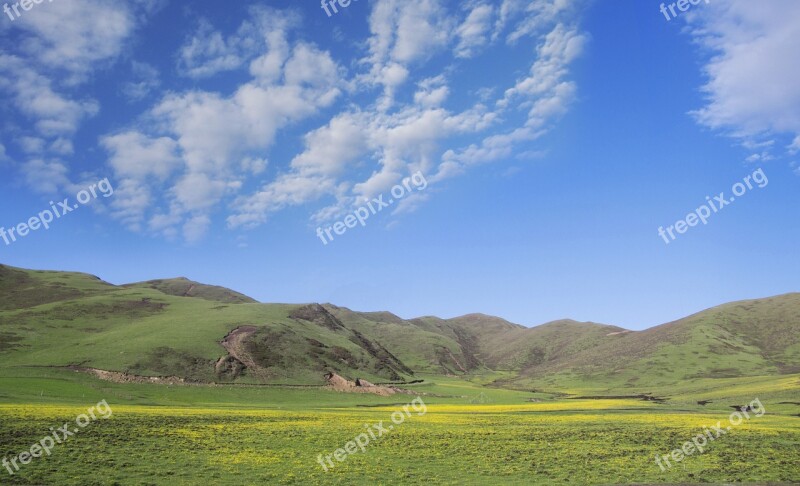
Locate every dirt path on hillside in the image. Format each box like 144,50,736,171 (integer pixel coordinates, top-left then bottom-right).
219,325,271,381
67,366,188,385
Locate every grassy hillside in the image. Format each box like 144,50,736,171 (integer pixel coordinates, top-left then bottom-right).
123,277,258,304
0,264,113,310
1,264,799,399
0,265,468,385
503,293,800,392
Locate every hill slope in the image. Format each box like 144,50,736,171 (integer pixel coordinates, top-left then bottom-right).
504,293,800,390
123,277,258,304
1,264,799,394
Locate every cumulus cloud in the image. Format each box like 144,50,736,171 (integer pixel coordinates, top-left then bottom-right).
789,136,800,155
178,19,260,78
455,4,494,58
228,1,587,232
0,55,99,137
0,0,586,242
6,0,159,83
18,136,46,154
100,132,182,230
20,158,71,194
1,0,160,195
687,0,800,149
102,132,182,181
492,0,582,43
121,62,161,101
414,76,450,108
363,0,455,107
104,9,343,239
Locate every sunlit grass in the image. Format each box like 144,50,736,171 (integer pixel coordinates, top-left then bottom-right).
1,399,798,485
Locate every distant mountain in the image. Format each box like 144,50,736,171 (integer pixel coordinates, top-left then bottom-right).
503,293,800,390
1,263,798,392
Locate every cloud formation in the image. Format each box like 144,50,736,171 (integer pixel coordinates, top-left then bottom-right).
687,0,800,162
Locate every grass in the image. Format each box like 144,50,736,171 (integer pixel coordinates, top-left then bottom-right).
0,369,798,484
1,392,798,484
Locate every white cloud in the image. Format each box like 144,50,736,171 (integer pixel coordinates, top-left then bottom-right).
284,44,341,88
172,173,235,212
492,0,580,44
0,55,99,137
240,157,268,175
455,4,494,58
182,214,211,243
227,112,369,228
436,23,585,177
789,136,800,155
20,158,71,194
179,6,298,80
228,2,587,232
122,62,161,101
688,0,800,145
18,136,46,154
102,132,182,181
104,12,343,240
1,0,159,198
8,0,154,83
178,19,260,78
363,0,455,106
76,1,589,241
229,102,496,228
500,23,585,106
249,20,293,83
101,132,183,230
50,138,74,156
109,179,153,231
153,75,339,180
414,76,450,108
745,152,775,164
391,0,453,63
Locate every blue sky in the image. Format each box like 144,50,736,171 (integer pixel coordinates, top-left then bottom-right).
1,0,798,329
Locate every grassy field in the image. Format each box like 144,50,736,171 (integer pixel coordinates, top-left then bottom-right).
1,369,799,485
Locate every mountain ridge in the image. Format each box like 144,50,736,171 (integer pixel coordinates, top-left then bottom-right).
1,263,798,393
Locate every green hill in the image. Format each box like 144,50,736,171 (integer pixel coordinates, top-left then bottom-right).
1,264,799,396
123,277,258,304
503,293,800,391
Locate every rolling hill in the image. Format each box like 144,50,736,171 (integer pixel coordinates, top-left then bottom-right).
1,263,798,395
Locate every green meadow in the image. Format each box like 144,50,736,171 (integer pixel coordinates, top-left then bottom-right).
1,368,799,485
